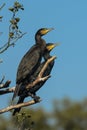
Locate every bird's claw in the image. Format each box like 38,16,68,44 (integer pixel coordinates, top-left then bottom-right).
34,96,40,103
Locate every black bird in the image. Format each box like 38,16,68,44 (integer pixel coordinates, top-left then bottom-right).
13,43,58,115
12,28,53,101
29,43,58,94
12,28,53,115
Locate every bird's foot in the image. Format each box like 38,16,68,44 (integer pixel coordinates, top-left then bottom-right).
33,95,40,103
28,92,40,102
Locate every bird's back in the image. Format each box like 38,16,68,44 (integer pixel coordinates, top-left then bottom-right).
16,44,42,84
12,44,42,100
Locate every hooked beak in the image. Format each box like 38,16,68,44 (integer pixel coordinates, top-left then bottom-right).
41,28,54,35
47,28,54,32
46,43,60,51
53,43,60,48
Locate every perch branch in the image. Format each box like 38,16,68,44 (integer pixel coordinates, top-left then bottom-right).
0,99,41,114
0,80,11,89
39,56,56,77
0,76,11,89
0,87,15,95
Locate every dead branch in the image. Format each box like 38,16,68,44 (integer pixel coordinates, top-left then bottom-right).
0,75,5,84
0,76,11,89
0,87,15,95
39,56,56,77
0,80,11,89
0,99,41,114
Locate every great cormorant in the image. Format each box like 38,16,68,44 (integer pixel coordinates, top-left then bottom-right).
12,28,53,101
13,43,57,115
29,43,58,93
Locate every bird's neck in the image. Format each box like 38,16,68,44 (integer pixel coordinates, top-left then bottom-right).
35,34,46,52
35,34,41,43
44,52,52,61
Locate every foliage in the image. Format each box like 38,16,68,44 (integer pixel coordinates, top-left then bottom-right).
0,1,26,89
0,1,25,55
0,98,87,130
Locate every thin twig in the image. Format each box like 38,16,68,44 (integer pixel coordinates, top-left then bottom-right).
0,87,15,95
11,32,27,45
0,32,26,54
0,42,14,54
0,3,5,11
0,75,5,84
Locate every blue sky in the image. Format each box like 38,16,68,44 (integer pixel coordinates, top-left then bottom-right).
0,0,87,116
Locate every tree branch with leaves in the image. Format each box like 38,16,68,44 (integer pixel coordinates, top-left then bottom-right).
0,2,26,55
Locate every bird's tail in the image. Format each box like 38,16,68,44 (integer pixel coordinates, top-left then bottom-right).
12,96,25,116
12,84,21,101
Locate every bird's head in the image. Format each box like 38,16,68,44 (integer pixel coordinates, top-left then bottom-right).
46,43,59,52
36,28,54,36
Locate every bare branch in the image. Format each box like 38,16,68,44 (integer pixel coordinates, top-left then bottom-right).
0,75,5,84
0,87,15,95
0,42,14,54
0,3,5,11
0,80,11,89
0,32,26,54
0,76,11,89
39,56,56,77
10,32,27,46
0,99,41,114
